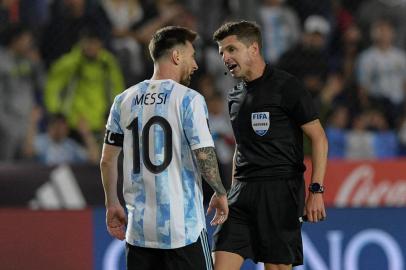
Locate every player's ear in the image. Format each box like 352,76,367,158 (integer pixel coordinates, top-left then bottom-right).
171,49,181,65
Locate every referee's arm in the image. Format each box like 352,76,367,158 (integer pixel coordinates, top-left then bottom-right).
301,119,328,223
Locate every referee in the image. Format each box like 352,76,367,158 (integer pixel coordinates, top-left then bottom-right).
211,21,328,270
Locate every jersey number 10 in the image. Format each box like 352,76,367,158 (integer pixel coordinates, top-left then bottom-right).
127,116,173,174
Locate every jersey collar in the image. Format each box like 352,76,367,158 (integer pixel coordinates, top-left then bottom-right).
244,63,272,90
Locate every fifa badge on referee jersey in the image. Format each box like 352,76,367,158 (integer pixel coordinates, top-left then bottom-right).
251,112,269,136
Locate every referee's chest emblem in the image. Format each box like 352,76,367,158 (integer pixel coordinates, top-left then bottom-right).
251,112,269,136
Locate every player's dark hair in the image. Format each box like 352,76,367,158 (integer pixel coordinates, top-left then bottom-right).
149,26,197,62
213,20,262,50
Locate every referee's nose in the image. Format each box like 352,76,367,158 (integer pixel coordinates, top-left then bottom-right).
222,52,229,63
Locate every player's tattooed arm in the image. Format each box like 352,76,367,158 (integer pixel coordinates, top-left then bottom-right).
193,147,227,196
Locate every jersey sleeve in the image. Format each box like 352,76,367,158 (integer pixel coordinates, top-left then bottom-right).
281,76,318,126
106,94,125,134
182,93,215,150
105,94,125,146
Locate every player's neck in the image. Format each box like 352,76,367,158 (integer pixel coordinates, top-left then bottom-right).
151,63,181,83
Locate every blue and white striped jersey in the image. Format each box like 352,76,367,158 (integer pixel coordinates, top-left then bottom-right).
106,79,214,249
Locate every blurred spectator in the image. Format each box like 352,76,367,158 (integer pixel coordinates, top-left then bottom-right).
317,73,345,122
207,92,234,189
369,109,398,158
97,0,200,87
130,0,185,45
0,0,19,30
45,26,124,136
346,109,398,159
40,0,109,67
278,15,332,156
23,109,99,165
19,0,50,35
97,0,150,86
204,44,236,96
0,23,45,161
303,72,344,155
357,0,406,49
331,0,354,37
187,0,232,43
327,21,364,120
325,105,349,159
277,15,330,96
258,0,300,63
331,23,362,83
356,19,406,125
346,112,374,160
196,73,218,99
397,106,406,155
286,0,332,24
232,0,258,20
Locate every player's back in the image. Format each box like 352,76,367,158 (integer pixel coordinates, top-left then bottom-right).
107,79,213,249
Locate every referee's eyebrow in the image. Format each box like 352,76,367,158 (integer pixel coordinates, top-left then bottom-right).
218,45,230,56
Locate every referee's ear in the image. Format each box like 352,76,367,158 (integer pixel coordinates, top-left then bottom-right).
249,41,261,57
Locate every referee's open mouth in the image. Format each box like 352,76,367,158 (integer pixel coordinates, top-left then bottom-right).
227,63,238,72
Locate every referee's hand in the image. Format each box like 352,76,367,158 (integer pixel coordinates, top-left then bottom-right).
106,205,127,240
207,193,229,226
305,193,326,223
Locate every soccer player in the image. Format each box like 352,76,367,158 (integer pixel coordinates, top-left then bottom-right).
100,26,228,270
211,21,328,270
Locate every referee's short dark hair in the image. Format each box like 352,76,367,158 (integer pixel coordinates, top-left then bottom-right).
213,21,262,50
149,26,197,62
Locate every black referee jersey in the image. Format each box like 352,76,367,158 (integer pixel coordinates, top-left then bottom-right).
228,64,318,181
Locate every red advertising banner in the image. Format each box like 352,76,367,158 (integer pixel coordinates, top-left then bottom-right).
304,159,406,207
0,209,93,270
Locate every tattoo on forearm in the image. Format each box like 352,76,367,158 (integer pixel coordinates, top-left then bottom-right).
193,147,226,195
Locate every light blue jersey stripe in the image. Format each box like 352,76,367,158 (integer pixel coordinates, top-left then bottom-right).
182,167,198,242
155,80,174,248
181,89,201,243
182,90,200,145
130,81,149,246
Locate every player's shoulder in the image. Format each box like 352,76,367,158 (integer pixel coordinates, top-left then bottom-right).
176,83,203,102
118,80,152,99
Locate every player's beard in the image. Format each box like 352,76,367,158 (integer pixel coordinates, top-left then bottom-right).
180,69,192,86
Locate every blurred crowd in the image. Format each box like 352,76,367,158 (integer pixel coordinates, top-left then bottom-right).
0,0,406,174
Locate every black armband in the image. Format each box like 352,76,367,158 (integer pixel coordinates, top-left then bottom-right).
104,130,124,147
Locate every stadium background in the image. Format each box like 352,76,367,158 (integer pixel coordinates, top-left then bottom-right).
0,0,405,269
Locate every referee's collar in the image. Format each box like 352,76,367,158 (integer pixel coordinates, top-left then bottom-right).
244,63,272,89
